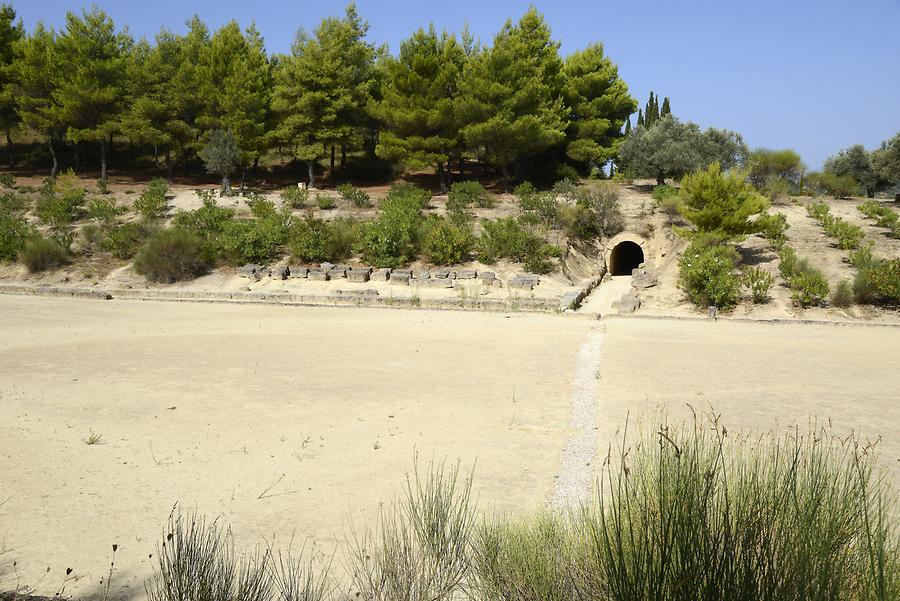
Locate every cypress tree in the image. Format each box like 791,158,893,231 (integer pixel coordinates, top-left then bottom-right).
661,96,671,117
637,109,644,128
624,117,632,136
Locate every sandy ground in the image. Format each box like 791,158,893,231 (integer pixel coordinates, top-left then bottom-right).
593,317,900,483
0,296,590,599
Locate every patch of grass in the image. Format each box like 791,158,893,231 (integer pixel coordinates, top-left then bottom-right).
336,183,371,208
83,430,104,445
315,193,335,210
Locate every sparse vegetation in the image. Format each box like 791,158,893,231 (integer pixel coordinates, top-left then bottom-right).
806,201,864,250
133,178,169,220
778,244,830,307
315,193,335,210
741,266,774,303
858,200,900,238
478,216,558,274
336,183,371,208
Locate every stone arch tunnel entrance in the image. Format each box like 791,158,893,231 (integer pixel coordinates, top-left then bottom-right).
609,240,645,275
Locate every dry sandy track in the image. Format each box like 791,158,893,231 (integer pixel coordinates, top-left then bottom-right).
1,297,898,599
0,297,590,599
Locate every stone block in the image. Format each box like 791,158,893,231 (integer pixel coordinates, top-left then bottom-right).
456,269,477,279
477,271,496,282
238,263,263,277
416,270,431,280
617,293,641,315
320,262,336,271
347,270,370,283
509,278,535,290
631,267,658,289
393,268,413,277
288,266,308,278
516,273,540,284
390,272,411,285
423,278,454,288
350,266,372,275
327,268,347,279
370,268,391,281
432,268,451,279
308,270,329,281
560,291,581,311
270,266,289,280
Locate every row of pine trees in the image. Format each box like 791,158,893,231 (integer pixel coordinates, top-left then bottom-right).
0,3,641,190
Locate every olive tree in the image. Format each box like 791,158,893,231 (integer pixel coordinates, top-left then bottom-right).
199,129,242,195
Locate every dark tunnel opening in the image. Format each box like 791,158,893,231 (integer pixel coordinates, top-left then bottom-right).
609,241,645,276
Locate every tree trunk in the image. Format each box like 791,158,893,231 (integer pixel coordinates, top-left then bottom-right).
73,142,79,173
240,169,247,193
154,144,159,168
165,148,173,183
330,145,335,172
501,164,510,193
5,128,13,168
222,174,231,196
437,162,448,194
340,145,347,170
100,138,108,184
48,134,58,179
307,160,315,189
458,155,464,178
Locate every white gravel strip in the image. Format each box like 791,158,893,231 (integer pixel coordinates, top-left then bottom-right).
549,327,604,511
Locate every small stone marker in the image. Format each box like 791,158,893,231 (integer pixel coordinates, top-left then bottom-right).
390,272,411,285
707,306,718,320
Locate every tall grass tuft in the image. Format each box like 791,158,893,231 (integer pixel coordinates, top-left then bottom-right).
348,458,475,601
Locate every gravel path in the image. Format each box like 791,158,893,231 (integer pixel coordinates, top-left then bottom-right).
549,326,604,511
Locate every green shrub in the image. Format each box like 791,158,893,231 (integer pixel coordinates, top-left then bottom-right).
87,196,122,225
0,191,27,214
778,245,798,280
281,186,308,209
763,176,792,202
218,214,288,265
288,214,330,263
336,183,371,208
0,212,33,261
651,184,679,203
678,239,741,308
806,171,859,198
326,217,362,260
384,182,431,210
133,178,169,220
172,192,235,243
357,186,425,267
315,193,335,210
100,222,149,259
80,223,103,247
519,190,560,227
423,219,473,265
477,217,557,274
806,201,831,221
448,180,493,208
857,200,899,236
790,270,829,307
822,215,864,250
757,212,789,247
245,193,279,219
134,229,210,283
742,267,774,303
19,235,68,272
35,170,85,235
866,259,900,303
0,173,15,187
679,163,769,238
551,178,578,201
830,279,854,307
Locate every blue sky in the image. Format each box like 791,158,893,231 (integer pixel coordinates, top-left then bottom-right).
14,0,900,169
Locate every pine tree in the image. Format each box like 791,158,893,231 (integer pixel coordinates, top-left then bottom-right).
54,7,130,184
14,23,64,178
661,96,671,118
376,25,466,192
561,43,637,170
459,8,568,191
273,5,375,188
0,4,23,167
